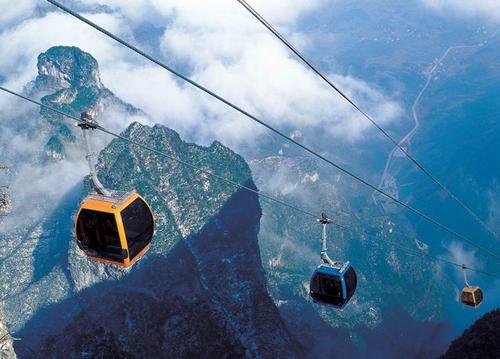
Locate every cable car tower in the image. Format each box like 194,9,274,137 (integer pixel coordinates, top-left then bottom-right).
309,214,357,308
74,113,155,268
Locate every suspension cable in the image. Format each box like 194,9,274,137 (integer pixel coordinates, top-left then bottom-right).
44,0,500,262
235,0,498,241
0,85,496,279
0,86,321,221
356,227,497,278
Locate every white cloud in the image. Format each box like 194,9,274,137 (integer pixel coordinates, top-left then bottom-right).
101,64,202,131
10,159,86,209
1,0,402,150
156,0,401,144
82,0,323,26
0,0,404,224
447,242,479,266
420,0,500,23
0,11,129,92
0,127,87,233
446,241,483,280
0,0,37,27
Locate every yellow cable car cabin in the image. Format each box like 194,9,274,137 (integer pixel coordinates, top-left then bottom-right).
461,286,483,308
74,113,154,268
75,191,154,268
459,264,484,308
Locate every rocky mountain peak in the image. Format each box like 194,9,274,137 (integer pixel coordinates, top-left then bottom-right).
7,120,302,357
29,46,139,161
35,46,103,92
441,309,500,358
2,80,300,357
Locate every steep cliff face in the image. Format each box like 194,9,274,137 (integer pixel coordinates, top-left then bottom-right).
0,46,300,358
28,46,140,161
24,173,299,358
16,122,300,358
441,309,500,359
35,46,103,92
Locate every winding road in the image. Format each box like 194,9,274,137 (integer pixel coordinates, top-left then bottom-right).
375,31,499,204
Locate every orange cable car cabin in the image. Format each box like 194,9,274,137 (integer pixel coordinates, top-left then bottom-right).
75,192,154,267
74,113,154,268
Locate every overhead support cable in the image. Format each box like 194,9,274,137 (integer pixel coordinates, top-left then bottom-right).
0,85,497,278
0,86,322,221
235,0,498,241
44,0,500,261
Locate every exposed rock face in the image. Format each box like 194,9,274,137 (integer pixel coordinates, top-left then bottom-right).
24,173,299,358
35,46,103,93
441,309,500,359
0,46,146,333
15,123,300,358
29,46,140,161
0,46,300,358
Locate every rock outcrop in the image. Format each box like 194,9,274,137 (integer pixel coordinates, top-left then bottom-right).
0,46,301,358
441,309,500,359
29,46,140,161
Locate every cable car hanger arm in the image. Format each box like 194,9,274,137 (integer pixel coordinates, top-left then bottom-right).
78,113,110,196
462,264,471,287
318,213,334,265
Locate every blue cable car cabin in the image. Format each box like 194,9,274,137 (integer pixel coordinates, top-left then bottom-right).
309,261,357,308
308,214,357,309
